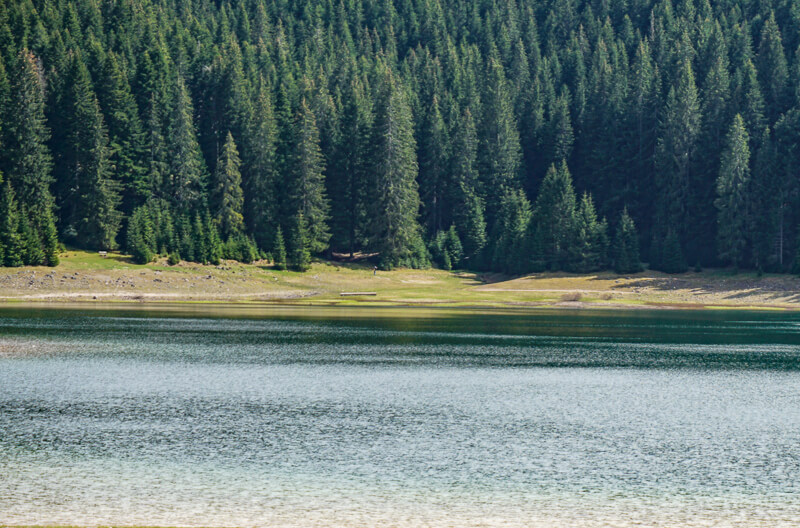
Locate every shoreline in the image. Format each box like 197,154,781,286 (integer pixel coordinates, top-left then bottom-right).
1,250,799,311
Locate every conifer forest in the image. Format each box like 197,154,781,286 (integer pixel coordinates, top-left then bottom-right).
1,0,800,273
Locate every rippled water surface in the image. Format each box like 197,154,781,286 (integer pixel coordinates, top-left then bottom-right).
1,305,799,527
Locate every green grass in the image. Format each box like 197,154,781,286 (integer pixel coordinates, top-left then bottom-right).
1,249,799,310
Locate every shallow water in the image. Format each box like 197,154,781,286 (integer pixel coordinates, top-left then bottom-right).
1,305,799,527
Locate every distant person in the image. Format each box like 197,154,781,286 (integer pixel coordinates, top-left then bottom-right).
373,266,377,275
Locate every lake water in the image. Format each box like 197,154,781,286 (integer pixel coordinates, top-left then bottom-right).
1,305,799,527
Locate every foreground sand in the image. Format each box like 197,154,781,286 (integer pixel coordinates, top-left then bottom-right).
1,250,799,309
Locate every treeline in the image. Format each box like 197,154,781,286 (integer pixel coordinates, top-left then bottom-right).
1,0,800,273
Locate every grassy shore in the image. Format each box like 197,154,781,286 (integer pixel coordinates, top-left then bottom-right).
1,250,799,309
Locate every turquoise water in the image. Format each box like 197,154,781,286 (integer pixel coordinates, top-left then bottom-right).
1,305,799,526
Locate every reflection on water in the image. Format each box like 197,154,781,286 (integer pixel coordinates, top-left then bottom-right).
1,305,799,527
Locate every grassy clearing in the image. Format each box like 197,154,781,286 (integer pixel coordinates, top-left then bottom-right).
1,249,800,309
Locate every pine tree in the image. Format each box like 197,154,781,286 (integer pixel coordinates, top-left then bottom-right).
98,52,147,215
288,212,311,272
243,80,277,251
531,161,578,270
127,206,156,264
418,94,449,234
450,108,487,264
369,69,426,269
0,180,23,267
715,115,751,268
613,208,642,274
480,54,523,218
53,52,122,249
492,189,531,274
168,76,207,208
6,49,58,266
273,226,287,270
655,60,701,250
758,12,790,124
20,210,44,266
660,229,688,273
329,74,373,256
212,132,245,240
290,99,330,254
571,193,608,273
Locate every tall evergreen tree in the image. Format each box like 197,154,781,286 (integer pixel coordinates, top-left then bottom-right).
6,49,58,265
212,132,245,240
290,98,330,254
613,208,642,274
167,76,207,208
479,54,522,218
531,161,578,270
243,80,278,251
418,94,449,234
450,108,487,264
53,53,121,250
654,60,701,252
369,69,426,269
0,180,23,267
715,114,750,268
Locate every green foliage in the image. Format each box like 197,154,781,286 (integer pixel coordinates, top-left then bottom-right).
570,193,608,273
370,70,427,270
531,162,577,271
127,206,156,264
0,181,23,267
273,227,287,270
715,115,751,268
212,132,245,240
613,209,643,274
288,212,311,272
660,230,689,274
290,99,330,254
0,0,799,273
430,226,464,270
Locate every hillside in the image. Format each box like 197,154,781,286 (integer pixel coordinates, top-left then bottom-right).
1,0,800,278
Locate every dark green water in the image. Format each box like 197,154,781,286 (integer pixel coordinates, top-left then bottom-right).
1,305,799,527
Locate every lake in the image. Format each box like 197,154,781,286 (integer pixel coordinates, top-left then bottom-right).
1,304,799,527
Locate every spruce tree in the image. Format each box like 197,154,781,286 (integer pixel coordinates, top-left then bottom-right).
168,77,207,208
329,74,373,256
660,230,688,273
571,193,608,273
53,53,122,249
273,226,287,270
613,208,642,274
6,49,58,266
98,52,147,214
480,54,523,218
212,132,245,240
758,12,790,124
243,80,278,251
492,189,531,275
0,180,23,267
531,161,578,271
288,212,311,272
715,114,751,268
654,60,701,250
20,210,44,266
418,94,449,234
127,206,156,264
290,98,330,254
450,109,487,264
369,69,426,269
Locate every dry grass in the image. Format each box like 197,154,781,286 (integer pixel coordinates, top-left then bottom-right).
1,250,800,309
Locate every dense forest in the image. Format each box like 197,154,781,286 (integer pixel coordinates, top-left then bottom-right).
0,0,799,273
